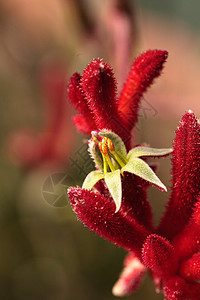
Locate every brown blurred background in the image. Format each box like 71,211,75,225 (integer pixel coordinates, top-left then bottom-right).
1,0,200,299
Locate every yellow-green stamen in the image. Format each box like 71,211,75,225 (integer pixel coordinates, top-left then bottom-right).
105,155,116,172
115,150,128,164
102,154,108,174
110,151,126,168
93,136,101,143
97,136,128,174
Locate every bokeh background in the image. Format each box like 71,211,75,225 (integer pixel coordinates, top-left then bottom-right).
1,0,200,299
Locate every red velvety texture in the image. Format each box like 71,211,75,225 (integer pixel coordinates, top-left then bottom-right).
172,199,200,261
94,173,153,231
68,50,168,149
68,108,200,299
179,252,200,282
68,187,150,257
121,172,153,231
163,277,189,300
81,59,131,145
67,49,200,299
68,72,97,134
188,283,200,300
73,114,95,135
118,50,168,130
142,234,177,279
157,111,200,240
172,223,200,263
81,59,119,129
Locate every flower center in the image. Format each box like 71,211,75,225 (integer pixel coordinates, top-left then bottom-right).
94,136,127,174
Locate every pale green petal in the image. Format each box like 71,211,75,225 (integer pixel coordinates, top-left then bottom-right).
104,169,122,212
88,139,103,171
99,130,127,157
127,146,173,159
122,158,167,191
82,171,104,190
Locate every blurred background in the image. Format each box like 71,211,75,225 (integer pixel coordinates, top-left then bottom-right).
1,0,200,299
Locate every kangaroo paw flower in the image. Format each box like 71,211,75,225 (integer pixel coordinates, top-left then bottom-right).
66,51,200,299
83,130,170,212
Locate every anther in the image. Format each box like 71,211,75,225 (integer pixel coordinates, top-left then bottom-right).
107,138,115,152
99,142,109,156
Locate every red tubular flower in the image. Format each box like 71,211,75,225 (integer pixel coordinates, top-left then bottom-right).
157,111,200,240
140,111,200,299
163,277,189,300
121,173,153,231
172,198,200,262
142,234,178,279
68,72,97,134
68,51,200,299
189,283,200,300
118,49,168,131
81,59,119,131
68,49,168,149
68,186,150,258
179,253,200,282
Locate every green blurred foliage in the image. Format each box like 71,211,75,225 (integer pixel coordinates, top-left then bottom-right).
140,0,200,30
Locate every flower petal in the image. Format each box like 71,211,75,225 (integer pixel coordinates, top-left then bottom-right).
104,169,122,212
68,187,150,256
122,157,167,191
82,170,104,190
127,146,172,159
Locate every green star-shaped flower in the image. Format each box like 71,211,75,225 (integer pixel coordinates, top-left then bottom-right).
82,130,172,212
